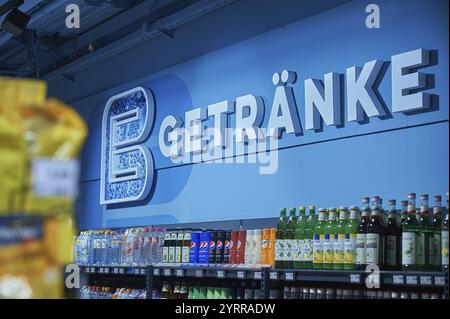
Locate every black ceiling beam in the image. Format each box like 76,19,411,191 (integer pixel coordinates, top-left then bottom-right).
0,0,24,17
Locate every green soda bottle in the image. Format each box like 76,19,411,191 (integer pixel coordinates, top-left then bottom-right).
285,208,297,269
344,206,359,270
428,195,442,271
333,207,348,270
275,208,287,269
402,193,421,271
419,194,431,270
313,208,327,269
294,206,306,269
323,208,337,270
303,206,316,269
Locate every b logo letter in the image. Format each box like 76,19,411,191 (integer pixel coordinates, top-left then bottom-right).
100,87,155,204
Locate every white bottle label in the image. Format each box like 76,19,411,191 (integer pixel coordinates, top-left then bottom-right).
163,247,169,263
402,232,416,265
313,234,323,264
303,239,313,262
385,235,397,266
356,234,366,265
442,231,449,266
285,239,294,261
333,234,345,264
275,239,285,261
365,233,380,264
293,239,303,262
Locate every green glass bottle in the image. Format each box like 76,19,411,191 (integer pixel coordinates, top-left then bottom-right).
303,206,316,269
419,194,431,270
402,193,421,271
333,207,348,270
344,206,359,270
428,195,442,271
275,208,287,269
285,208,297,269
442,190,449,271
323,208,337,270
294,206,306,269
385,199,401,270
313,208,327,269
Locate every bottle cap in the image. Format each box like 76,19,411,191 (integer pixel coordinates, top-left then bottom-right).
280,208,286,213
339,206,348,211
299,206,306,212
388,199,396,205
350,205,359,210
362,197,369,203
433,195,441,202
319,208,326,212
408,193,416,199
308,205,316,211
401,200,408,206
420,194,429,200
328,207,336,211
290,207,296,214
372,195,380,200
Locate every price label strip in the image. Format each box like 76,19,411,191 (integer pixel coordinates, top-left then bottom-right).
91,268,96,274
134,269,140,275
140,269,146,275
349,274,361,284
392,275,404,285
176,269,184,277
285,272,294,281
119,268,124,274
254,271,262,280
406,275,418,285
270,272,278,280
217,270,225,278
195,269,204,278
237,271,246,279
153,268,160,276
419,276,432,286
164,269,172,276
434,276,445,286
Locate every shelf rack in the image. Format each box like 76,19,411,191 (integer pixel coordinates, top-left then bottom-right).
78,265,449,299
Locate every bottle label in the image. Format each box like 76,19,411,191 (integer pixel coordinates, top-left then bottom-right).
293,239,303,262
285,239,294,261
428,233,441,266
385,235,397,266
182,246,190,263
168,246,175,263
303,239,313,262
333,234,345,264
365,233,380,265
275,239,285,261
344,233,357,264
163,247,169,263
402,232,416,265
356,234,366,265
261,239,268,249
175,246,182,263
323,234,334,264
313,234,323,264
442,231,449,266
418,233,425,265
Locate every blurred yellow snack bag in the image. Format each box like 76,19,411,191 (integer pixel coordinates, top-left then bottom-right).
0,77,47,109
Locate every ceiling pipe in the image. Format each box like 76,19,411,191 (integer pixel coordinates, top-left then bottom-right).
0,0,70,47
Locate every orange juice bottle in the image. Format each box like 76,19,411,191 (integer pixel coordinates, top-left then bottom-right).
268,228,277,266
261,228,270,264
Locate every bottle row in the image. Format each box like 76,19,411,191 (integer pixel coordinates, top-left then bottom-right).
80,286,147,299
277,286,443,300
274,191,449,271
73,191,449,272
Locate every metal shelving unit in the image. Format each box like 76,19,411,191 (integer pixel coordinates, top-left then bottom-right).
78,265,449,299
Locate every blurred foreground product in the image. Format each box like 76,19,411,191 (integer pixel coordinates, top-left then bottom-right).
0,77,88,298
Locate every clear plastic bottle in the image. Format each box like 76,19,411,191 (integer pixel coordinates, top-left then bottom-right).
253,229,262,265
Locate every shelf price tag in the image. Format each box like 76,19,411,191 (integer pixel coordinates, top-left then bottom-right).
104,268,110,274
406,275,418,285
85,267,90,273
195,270,204,278
434,276,445,286
270,272,278,280
254,272,262,280
217,270,225,278
420,276,432,286
119,268,124,274
99,268,104,273
140,269,146,275
392,275,404,285
113,268,118,274
176,269,184,277
285,272,294,281
134,269,140,275
164,269,172,276
349,274,361,284
91,268,96,273
153,268,160,276
237,271,245,279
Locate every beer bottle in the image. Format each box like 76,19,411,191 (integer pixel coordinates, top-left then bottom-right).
333,207,348,270
163,232,171,263
303,206,316,269
323,208,337,270
366,203,385,268
344,206,359,270
294,206,306,269
442,190,449,271
385,200,401,270
419,194,431,270
402,193,420,270
275,208,287,269
285,208,297,269
400,200,408,223
356,197,370,269
175,231,184,263
429,196,442,271
313,208,327,269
